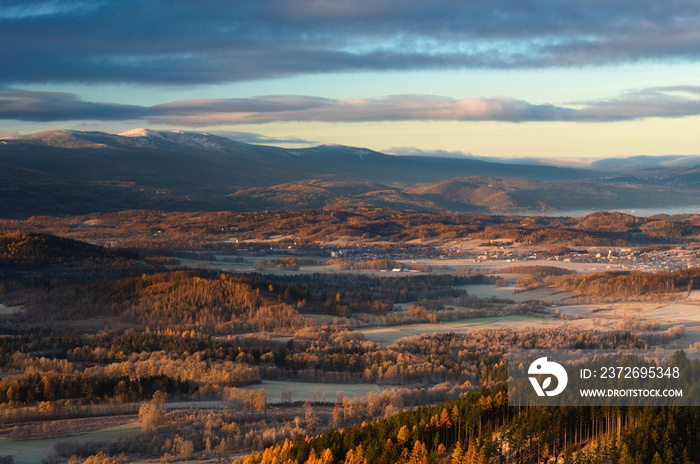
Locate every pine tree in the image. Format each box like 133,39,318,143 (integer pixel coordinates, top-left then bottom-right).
407,441,428,464
397,425,412,444
451,441,464,464
618,443,634,464
464,443,477,464
344,444,367,464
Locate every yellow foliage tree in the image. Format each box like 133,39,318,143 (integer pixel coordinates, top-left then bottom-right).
397,425,412,444
344,444,367,464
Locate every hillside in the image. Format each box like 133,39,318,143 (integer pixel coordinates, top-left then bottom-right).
3,208,699,251
0,230,131,268
403,177,690,212
228,176,696,214
0,230,141,282
1,129,698,217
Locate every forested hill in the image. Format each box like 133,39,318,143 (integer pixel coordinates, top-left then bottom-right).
3,209,699,250
2,129,698,217
236,382,700,464
0,230,135,268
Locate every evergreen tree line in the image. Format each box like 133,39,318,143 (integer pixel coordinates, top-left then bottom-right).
237,384,700,464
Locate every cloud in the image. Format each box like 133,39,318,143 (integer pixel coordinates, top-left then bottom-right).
575,87,700,120
590,154,700,171
0,0,103,20
3,0,700,84
384,147,478,159
209,130,315,145
384,146,576,166
0,88,145,121
146,95,577,124
4,86,700,125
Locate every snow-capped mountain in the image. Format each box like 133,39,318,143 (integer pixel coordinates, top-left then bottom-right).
118,128,250,153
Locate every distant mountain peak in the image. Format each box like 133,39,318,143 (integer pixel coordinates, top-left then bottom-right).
118,128,167,139
118,128,248,152
297,144,384,161
0,129,136,149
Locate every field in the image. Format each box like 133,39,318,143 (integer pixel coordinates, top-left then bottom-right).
176,254,635,277
0,420,140,464
0,304,20,315
359,315,557,346
241,380,385,403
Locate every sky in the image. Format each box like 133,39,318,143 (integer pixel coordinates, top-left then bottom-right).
2,0,700,159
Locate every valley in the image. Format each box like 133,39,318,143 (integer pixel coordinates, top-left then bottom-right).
3,130,700,463
6,0,700,461
2,206,700,463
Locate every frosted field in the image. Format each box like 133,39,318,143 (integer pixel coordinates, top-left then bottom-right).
359,315,559,346
440,315,557,330
173,252,628,278
355,297,700,347
0,421,139,464
396,258,619,275
647,302,700,323
507,287,576,303
554,304,609,318
174,256,411,276
457,284,516,299
241,380,384,403
0,303,21,315
642,300,700,352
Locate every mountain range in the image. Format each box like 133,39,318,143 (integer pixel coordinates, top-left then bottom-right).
1,129,699,218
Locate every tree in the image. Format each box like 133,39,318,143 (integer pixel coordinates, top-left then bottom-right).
618,443,634,464
69,453,126,464
173,437,195,460
397,425,411,444
254,390,267,416
406,441,428,464
304,401,319,431
280,389,294,404
344,445,367,464
463,442,485,464
139,391,167,432
451,441,464,464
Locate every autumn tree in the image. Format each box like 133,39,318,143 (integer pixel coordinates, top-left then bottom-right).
139,390,167,432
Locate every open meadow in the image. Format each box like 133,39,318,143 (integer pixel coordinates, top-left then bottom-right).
241,380,385,403
0,420,140,464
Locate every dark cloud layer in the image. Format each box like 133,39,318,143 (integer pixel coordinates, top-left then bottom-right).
0,88,145,121
3,87,700,126
3,0,700,84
